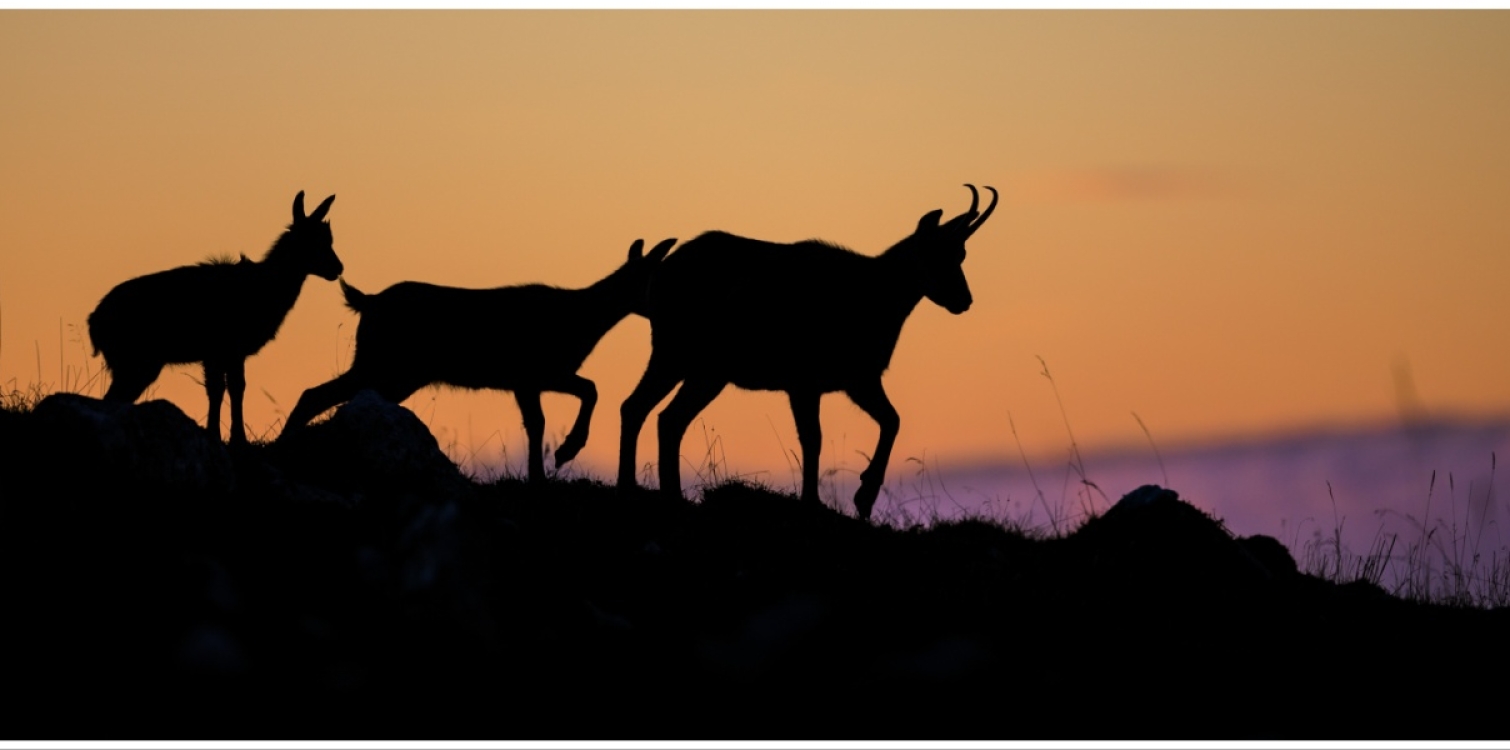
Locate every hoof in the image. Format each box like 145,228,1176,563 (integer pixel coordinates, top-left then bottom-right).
554,441,583,467
853,483,881,521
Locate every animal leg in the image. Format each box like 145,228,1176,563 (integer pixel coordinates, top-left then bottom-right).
656,378,727,500
227,360,247,445
844,379,900,522
618,355,682,488
788,389,823,504
515,389,547,483
282,370,368,437
204,361,227,442
549,374,596,467
101,360,163,404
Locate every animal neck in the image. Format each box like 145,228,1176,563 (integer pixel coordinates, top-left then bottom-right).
874,250,930,319
570,271,638,336
260,233,309,277
249,240,312,304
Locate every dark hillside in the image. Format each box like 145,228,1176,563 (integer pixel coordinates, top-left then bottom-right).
0,391,1504,738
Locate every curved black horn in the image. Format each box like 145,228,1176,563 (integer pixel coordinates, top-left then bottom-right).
965,183,980,216
966,185,998,237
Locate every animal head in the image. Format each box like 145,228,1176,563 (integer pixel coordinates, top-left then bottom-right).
286,191,343,281
889,184,998,315
613,237,677,316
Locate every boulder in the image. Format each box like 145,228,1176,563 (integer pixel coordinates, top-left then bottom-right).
30,393,235,498
1070,484,1277,592
274,390,470,500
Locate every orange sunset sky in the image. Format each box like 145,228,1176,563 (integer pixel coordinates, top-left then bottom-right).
2,10,1508,487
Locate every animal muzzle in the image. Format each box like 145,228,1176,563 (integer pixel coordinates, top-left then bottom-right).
318,261,344,281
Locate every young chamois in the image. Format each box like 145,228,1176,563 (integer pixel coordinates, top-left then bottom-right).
618,185,998,521
88,191,343,445
280,237,678,483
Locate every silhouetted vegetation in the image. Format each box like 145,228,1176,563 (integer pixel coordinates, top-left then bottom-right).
1,391,1506,738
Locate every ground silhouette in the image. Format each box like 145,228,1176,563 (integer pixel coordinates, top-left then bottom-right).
4,392,1505,738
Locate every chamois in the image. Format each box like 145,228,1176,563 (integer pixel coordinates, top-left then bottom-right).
618,185,998,521
88,191,343,445
280,237,678,483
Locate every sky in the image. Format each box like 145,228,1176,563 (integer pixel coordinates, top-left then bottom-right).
2,10,1508,490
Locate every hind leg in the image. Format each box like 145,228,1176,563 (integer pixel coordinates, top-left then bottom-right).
102,359,163,404
282,365,425,440
283,369,366,437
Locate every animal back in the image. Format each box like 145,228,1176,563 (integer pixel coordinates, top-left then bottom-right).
648,234,913,390
89,263,302,365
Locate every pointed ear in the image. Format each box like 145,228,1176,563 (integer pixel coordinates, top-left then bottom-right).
309,194,335,223
916,209,944,233
293,191,307,223
627,239,646,261
647,238,676,263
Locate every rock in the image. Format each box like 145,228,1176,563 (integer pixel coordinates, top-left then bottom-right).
1237,534,1299,579
275,390,470,500
1072,484,1275,591
30,393,235,497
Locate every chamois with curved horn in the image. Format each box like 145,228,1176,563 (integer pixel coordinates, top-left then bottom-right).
87,191,342,444
280,237,678,483
618,185,997,521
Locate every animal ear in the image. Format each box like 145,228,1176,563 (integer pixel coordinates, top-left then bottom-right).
309,194,336,223
647,238,676,263
293,191,307,223
627,239,646,261
941,211,974,233
916,209,944,233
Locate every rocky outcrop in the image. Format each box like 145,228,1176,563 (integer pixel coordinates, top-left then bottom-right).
30,393,235,497
273,389,470,502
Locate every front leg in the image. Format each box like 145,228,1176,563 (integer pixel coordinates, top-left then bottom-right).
788,389,823,504
618,354,682,490
203,361,226,443
227,360,248,445
515,389,547,483
844,379,899,522
656,378,727,500
549,374,597,467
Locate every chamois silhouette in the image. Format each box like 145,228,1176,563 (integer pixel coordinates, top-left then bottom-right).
618,185,998,521
280,237,678,483
87,191,342,445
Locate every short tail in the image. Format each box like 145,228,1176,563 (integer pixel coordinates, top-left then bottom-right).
339,278,369,314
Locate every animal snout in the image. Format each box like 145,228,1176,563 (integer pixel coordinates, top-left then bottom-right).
320,260,344,281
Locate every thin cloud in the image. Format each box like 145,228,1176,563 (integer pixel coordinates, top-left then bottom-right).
1013,166,1256,203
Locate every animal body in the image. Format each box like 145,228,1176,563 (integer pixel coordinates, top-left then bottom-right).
280,237,678,483
88,191,342,444
617,185,998,521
